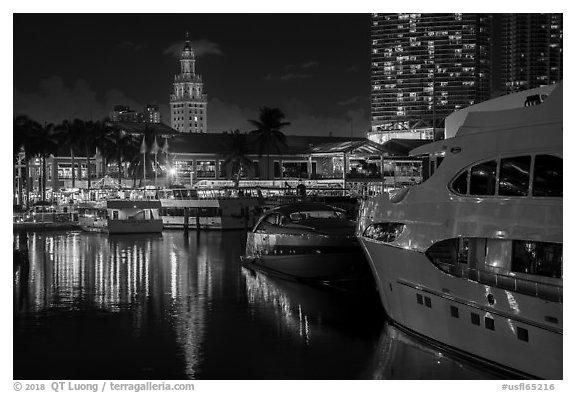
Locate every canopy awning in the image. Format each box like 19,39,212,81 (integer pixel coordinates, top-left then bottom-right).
308,140,386,156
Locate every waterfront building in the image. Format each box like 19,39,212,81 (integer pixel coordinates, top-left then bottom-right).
501,13,563,94
166,133,371,184
170,33,208,133
369,13,492,143
160,132,428,195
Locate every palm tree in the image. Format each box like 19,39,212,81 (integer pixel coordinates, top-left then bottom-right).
25,122,58,202
102,127,137,188
223,130,254,189
248,107,290,180
55,119,83,188
125,142,145,188
80,120,102,189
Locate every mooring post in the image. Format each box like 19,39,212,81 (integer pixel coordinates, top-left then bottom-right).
183,207,189,236
18,230,28,251
195,207,201,239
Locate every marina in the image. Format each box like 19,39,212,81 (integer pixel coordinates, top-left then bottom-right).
12,85,563,380
13,12,563,383
12,86,563,380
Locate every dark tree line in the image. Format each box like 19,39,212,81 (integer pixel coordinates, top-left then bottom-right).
13,115,169,205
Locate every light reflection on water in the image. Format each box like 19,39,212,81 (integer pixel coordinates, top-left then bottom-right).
14,231,507,380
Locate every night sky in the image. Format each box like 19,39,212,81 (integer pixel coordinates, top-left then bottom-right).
13,13,371,137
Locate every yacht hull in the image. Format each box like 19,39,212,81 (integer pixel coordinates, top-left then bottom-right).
107,219,164,234
79,217,163,234
359,239,562,379
247,252,363,279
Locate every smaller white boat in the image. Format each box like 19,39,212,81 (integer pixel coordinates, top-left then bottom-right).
159,187,261,230
242,202,366,280
78,200,163,234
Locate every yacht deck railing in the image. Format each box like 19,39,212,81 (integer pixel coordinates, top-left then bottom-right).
436,262,563,303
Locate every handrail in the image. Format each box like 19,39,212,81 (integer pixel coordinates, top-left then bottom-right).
436,261,563,303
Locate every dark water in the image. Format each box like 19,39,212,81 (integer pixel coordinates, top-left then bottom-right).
14,231,508,380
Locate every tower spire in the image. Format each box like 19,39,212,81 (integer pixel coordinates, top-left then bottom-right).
182,31,193,56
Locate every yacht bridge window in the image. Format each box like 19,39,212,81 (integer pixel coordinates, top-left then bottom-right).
533,155,562,197
450,154,562,198
255,213,283,231
499,156,531,196
470,160,497,195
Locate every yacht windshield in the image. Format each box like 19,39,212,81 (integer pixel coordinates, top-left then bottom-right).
289,210,346,221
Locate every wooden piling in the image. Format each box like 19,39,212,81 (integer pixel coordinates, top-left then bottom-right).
18,230,28,251
183,207,189,236
195,208,201,239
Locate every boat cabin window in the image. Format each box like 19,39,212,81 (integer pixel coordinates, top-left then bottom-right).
255,213,284,231
512,240,562,279
498,156,531,197
158,189,198,199
426,237,563,301
469,160,497,196
264,213,281,226
450,154,562,198
288,210,346,221
533,155,562,197
452,171,469,194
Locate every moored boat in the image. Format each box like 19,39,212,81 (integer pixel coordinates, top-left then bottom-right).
159,187,261,230
357,84,563,379
78,199,163,234
243,202,367,280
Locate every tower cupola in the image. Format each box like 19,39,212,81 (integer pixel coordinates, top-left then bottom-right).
180,32,195,75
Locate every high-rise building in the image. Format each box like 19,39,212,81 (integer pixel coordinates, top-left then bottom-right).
143,104,161,123
170,33,208,133
501,14,563,94
369,13,492,143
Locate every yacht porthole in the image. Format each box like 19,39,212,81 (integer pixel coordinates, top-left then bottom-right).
487,294,495,305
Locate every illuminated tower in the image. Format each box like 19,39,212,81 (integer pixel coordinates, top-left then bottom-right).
170,33,208,133
369,13,492,143
501,13,563,94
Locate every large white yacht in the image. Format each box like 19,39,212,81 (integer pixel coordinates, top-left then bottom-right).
357,83,562,379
